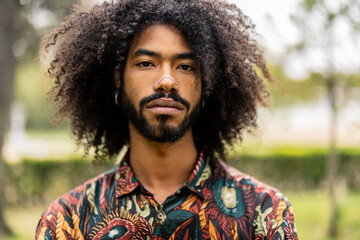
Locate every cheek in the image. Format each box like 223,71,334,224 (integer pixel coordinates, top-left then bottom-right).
123,75,150,103
183,84,201,112
123,79,141,108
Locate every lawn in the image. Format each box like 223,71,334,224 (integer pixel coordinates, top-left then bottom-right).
288,190,360,240
3,190,360,239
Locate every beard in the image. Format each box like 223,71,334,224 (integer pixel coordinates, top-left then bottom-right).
122,91,201,143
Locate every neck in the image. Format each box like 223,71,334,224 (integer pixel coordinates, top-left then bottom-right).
128,124,198,204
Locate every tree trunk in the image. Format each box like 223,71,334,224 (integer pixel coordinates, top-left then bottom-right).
0,0,16,236
326,77,339,238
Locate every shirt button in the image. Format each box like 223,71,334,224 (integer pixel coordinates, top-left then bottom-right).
157,212,164,220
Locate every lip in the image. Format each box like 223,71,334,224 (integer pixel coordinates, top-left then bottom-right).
146,98,185,114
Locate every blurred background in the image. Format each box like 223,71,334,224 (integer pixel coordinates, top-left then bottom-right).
0,0,359,239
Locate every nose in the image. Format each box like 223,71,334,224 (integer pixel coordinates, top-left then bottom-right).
153,75,179,93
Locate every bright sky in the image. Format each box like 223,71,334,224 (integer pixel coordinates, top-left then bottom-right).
229,0,360,79
229,0,360,144
229,0,299,53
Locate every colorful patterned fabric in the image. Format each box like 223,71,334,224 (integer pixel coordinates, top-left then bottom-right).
35,152,298,239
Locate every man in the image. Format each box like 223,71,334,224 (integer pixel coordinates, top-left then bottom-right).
36,0,297,239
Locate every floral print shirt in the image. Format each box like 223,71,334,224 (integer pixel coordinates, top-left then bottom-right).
35,152,298,239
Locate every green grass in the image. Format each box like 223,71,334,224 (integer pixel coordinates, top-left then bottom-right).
287,190,360,240
3,206,44,240
287,191,331,240
3,190,360,240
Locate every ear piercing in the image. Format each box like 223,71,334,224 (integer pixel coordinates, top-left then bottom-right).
115,92,120,106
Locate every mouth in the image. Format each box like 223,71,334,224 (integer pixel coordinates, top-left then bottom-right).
146,98,185,114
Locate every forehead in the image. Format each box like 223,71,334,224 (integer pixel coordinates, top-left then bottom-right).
128,24,192,56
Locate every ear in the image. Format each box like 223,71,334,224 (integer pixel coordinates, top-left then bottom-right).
113,65,121,89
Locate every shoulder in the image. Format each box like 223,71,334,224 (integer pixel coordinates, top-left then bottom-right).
212,158,298,239
214,158,279,194
214,158,294,210
47,165,118,212
35,165,118,239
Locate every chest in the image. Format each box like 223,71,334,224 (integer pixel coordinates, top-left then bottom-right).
79,188,256,240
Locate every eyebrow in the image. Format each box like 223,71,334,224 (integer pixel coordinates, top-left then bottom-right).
131,49,160,58
174,52,195,60
131,48,195,60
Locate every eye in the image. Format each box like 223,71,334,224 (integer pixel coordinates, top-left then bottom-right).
136,61,154,68
179,64,195,71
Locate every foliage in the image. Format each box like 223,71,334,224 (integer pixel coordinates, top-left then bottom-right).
288,0,360,74
230,151,360,190
3,150,360,207
266,65,325,107
283,0,360,110
13,61,61,130
4,158,114,207
10,0,75,131
288,1,360,237
266,65,360,108
14,0,74,61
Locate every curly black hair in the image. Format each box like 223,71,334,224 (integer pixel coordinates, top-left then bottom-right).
40,0,271,161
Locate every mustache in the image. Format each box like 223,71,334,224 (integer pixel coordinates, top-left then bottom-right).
139,92,190,111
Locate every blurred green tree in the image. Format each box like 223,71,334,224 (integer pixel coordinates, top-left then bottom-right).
0,0,16,236
288,0,360,238
0,0,73,236
267,65,360,107
13,0,74,131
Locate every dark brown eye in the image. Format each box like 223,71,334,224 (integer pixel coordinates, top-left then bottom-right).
179,64,194,71
136,61,153,67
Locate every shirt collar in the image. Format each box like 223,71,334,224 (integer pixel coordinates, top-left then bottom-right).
115,153,139,198
184,151,211,200
115,151,211,200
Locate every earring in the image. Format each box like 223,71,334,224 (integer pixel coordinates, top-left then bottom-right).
115,92,119,106
113,66,121,106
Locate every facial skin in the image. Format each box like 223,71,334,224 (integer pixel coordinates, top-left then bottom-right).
122,24,202,142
